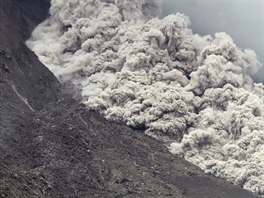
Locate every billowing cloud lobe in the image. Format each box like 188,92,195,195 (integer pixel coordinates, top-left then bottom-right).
26,0,264,196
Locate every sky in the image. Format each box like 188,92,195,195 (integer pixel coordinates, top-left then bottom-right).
162,0,264,81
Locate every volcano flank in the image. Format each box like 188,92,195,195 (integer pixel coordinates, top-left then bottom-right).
0,0,262,197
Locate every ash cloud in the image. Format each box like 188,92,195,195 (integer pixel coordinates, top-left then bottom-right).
162,0,264,82
26,0,264,196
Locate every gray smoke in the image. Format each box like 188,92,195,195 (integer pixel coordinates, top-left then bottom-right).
162,0,264,82
26,0,264,196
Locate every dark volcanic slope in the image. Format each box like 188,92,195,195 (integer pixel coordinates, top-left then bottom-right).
0,0,260,198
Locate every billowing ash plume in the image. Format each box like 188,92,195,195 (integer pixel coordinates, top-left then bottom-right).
26,0,264,196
